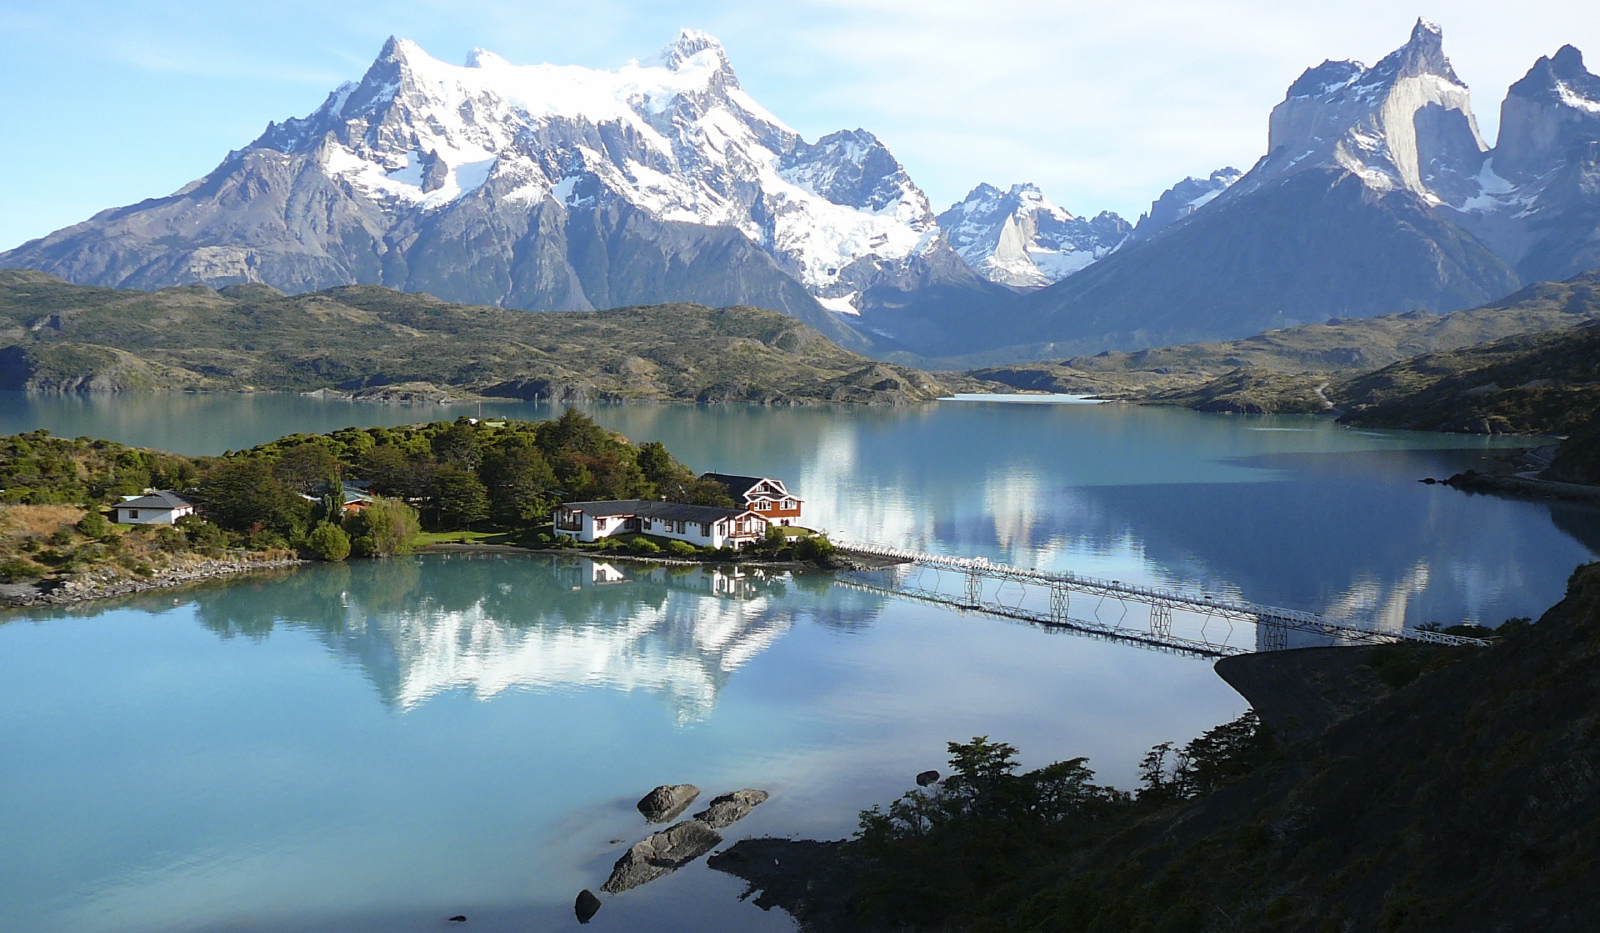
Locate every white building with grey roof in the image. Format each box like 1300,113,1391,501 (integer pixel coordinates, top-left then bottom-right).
553,499,769,549
112,490,195,525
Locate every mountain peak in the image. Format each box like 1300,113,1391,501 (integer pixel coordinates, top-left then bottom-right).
1551,44,1587,76
648,28,729,71
1384,16,1458,82
379,36,427,66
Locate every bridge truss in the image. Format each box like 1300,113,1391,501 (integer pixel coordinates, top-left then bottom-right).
835,543,1491,657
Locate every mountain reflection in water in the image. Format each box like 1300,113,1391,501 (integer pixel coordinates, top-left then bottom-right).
184,554,882,719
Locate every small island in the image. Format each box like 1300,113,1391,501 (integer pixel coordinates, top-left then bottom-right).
0,409,837,608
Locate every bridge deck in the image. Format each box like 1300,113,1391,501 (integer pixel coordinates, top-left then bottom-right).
836,542,1491,652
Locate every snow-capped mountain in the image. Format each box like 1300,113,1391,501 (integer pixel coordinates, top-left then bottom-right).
1129,168,1241,240
1227,18,1489,207
933,20,1574,362
0,30,969,338
936,184,1130,287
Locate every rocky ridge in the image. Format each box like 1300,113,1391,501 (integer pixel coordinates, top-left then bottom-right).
936,184,1130,287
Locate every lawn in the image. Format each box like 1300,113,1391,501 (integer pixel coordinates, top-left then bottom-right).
410,530,517,546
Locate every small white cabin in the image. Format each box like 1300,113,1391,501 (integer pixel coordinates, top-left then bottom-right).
112,490,195,525
553,499,769,549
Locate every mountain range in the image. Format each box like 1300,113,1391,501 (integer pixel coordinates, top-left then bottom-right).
3,21,1599,365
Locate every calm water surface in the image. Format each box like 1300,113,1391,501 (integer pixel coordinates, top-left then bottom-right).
1,392,1595,932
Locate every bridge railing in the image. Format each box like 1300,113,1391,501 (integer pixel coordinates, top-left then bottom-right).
835,541,1492,650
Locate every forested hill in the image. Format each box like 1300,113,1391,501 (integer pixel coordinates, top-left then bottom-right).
0,271,988,404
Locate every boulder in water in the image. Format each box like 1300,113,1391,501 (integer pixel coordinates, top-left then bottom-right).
601,820,723,893
693,789,770,829
574,889,602,923
636,783,700,822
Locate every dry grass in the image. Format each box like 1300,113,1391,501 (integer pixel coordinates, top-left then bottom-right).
0,504,86,537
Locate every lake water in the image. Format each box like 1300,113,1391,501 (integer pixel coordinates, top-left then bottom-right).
1,392,1596,932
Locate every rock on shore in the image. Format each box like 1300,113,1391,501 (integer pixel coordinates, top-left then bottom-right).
0,556,306,608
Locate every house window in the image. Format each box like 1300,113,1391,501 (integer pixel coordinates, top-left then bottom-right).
675,520,686,534
754,500,770,511
782,499,794,509
128,510,139,519
700,522,711,536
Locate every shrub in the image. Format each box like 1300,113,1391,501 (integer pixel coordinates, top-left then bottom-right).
75,511,109,538
666,540,698,557
0,558,42,582
344,498,421,557
794,534,837,561
628,537,662,555
306,522,352,561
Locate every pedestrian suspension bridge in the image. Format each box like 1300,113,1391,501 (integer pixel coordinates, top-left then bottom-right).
834,542,1491,658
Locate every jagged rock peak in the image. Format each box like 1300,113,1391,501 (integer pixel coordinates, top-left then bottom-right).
1495,43,1600,184
1390,17,1454,81
1244,18,1486,207
936,182,1128,288
647,28,731,71
1508,44,1600,105
1131,167,1242,240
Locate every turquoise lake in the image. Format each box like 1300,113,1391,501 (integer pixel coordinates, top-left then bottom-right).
1,392,1595,931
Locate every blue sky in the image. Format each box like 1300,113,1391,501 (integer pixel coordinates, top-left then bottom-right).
1,0,1596,251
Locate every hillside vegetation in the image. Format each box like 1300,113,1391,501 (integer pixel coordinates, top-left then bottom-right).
715,562,1600,931
0,410,729,595
970,271,1600,403
1335,320,1600,434
0,271,986,404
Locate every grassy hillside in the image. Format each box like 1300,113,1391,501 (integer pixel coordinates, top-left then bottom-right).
971,271,1600,402
0,271,989,404
1334,320,1600,434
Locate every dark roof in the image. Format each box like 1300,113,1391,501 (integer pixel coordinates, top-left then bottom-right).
559,499,754,523
115,490,193,510
700,473,793,500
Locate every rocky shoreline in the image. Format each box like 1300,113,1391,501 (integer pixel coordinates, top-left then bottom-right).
0,555,308,609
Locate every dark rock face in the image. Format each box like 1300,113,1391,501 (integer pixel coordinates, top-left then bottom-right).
636,783,700,823
1129,168,1241,241
574,889,601,923
692,789,769,829
600,820,722,893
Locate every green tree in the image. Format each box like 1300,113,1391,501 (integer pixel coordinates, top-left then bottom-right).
480,440,560,525
310,478,346,527
430,465,490,529
193,458,311,536
430,418,483,469
345,497,421,557
273,443,340,494
357,445,413,496
538,408,611,457
306,522,352,561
